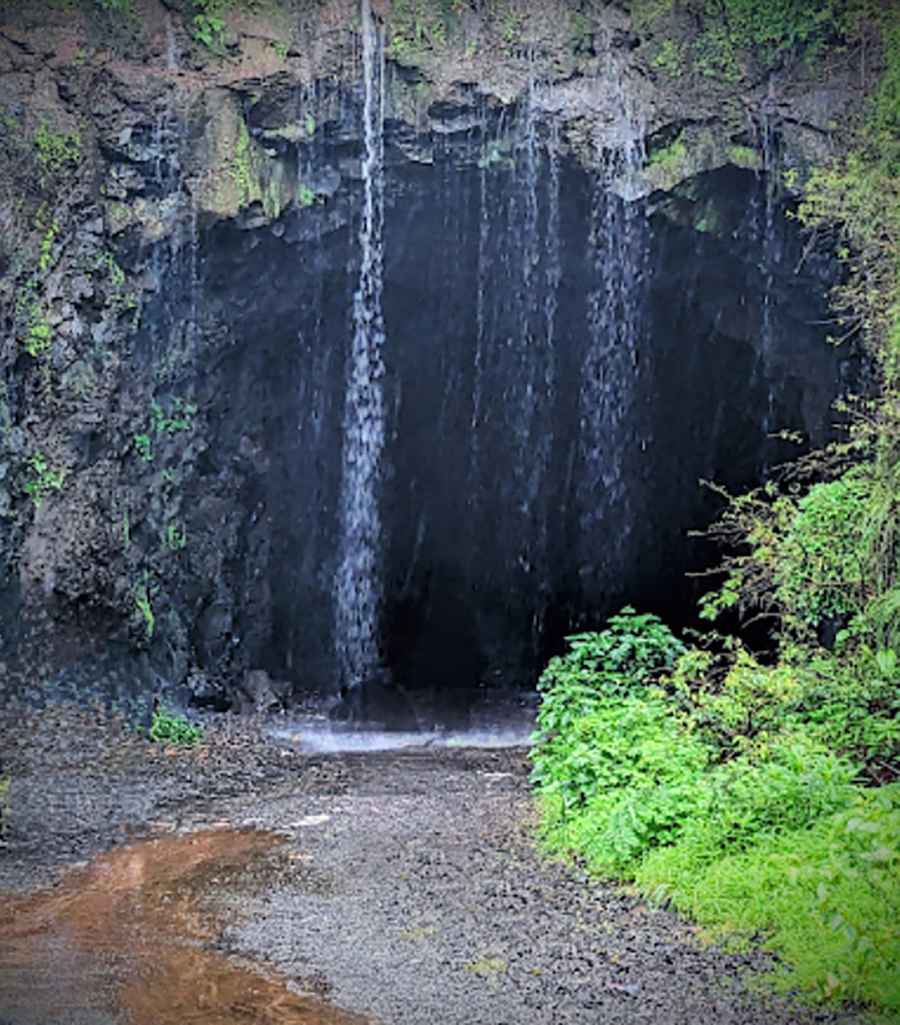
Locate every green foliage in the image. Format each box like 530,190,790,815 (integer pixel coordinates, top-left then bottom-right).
134,583,154,638
33,121,81,175
23,304,52,358
23,452,66,509
775,472,870,626
98,250,126,288
531,609,700,862
38,221,60,274
133,432,153,462
867,21,900,174
163,521,187,551
651,39,683,76
96,0,132,12
669,644,900,772
388,0,449,62
149,704,203,745
230,119,256,206
630,0,674,31
150,397,196,435
297,183,317,208
674,736,857,862
647,133,687,171
191,0,230,54
134,397,195,463
700,463,899,651
728,144,761,170
691,0,841,78
636,785,900,1011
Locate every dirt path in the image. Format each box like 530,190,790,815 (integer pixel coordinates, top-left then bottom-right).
0,704,867,1025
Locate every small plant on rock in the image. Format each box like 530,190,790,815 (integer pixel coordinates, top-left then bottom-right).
23,452,66,509
150,703,203,746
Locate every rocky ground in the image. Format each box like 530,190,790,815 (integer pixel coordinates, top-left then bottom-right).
0,700,871,1025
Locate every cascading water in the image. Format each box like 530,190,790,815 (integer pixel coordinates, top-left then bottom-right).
334,0,387,687
578,101,649,587
757,101,779,471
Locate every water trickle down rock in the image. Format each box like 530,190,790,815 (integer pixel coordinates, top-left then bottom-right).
577,67,650,592
757,99,780,474
334,0,387,688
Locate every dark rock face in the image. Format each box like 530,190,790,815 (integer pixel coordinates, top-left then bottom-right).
0,11,852,715
128,129,843,703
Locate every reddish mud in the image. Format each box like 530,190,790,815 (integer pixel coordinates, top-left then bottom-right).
0,829,371,1025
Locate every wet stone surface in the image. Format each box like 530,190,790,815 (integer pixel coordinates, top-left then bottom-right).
0,703,868,1025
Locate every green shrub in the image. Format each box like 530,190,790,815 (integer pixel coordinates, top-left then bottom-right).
532,691,709,816
692,0,841,79
774,471,870,627
652,38,683,76
532,608,707,872
636,785,900,1012
543,606,685,689
669,643,899,776
149,704,203,746
531,607,688,808
676,736,857,861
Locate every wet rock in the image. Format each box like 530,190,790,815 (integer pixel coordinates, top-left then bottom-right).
237,669,290,715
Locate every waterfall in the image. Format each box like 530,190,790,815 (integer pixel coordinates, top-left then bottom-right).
334,0,386,687
578,115,649,584
758,103,778,470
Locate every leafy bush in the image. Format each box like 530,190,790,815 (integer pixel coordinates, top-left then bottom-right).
676,736,857,861
533,691,709,816
532,609,709,872
149,704,203,746
773,472,870,627
669,644,899,776
546,607,685,688
636,785,900,1011
531,607,688,808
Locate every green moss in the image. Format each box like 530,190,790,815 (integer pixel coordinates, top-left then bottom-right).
693,0,843,81
33,121,81,175
648,133,688,171
134,583,155,639
23,304,53,358
387,0,466,63
728,144,762,170
37,220,60,273
652,38,683,76
23,452,66,509
630,0,674,31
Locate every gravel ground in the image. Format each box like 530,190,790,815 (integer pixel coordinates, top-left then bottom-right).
0,701,870,1025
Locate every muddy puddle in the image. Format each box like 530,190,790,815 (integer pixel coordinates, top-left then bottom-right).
0,829,371,1025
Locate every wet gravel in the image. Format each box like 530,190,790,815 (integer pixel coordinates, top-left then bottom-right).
0,701,871,1025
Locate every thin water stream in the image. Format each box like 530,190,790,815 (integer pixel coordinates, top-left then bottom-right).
334,0,387,689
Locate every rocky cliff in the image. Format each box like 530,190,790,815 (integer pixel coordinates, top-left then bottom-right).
0,0,864,715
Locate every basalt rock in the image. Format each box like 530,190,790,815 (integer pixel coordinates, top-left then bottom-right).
0,0,864,713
